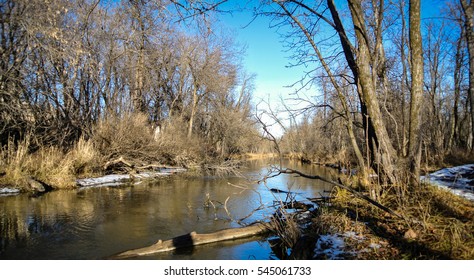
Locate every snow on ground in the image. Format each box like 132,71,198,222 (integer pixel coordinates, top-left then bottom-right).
0,187,20,196
314,233,347,259
76,173,168,188
421,164,474,202
313,231,386,259
76,168,187,188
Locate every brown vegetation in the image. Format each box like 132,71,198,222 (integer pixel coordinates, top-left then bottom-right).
270,182,474,259
0,0,260,190
0,135,96,190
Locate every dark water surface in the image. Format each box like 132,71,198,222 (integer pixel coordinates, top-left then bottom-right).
0,159,335,259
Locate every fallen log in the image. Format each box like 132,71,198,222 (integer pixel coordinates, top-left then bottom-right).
103,156,135,173
110,222,270,259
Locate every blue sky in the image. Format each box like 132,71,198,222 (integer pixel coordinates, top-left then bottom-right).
216,0,447,135
218,1,312,135
218,0,447,96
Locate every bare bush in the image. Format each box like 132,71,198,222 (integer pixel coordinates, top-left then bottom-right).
155,117,203,167
92,113,160,164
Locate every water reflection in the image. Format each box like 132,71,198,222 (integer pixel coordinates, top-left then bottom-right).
0,159,336,259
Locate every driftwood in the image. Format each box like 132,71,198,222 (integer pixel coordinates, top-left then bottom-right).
103,156,135,173
111,222,270,259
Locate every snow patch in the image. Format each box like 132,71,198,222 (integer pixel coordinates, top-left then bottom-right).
0,187,20,196
421,164,474,202
76,168,187,188
314,231,385,259
369,243,381,249
314,233,347,260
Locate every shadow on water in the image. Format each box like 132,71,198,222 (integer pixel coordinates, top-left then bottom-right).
0,159,336,259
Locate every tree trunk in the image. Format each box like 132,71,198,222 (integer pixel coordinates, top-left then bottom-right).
396,0,410,157
407,0,424,186
274,1,369,185
346,0,399,185
130,0,147,114
188,86,198,138
448,31,465,150
461,0,474,153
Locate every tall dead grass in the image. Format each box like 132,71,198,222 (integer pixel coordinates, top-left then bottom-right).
0,135,99,190
154,117,202,167
0,113,245,190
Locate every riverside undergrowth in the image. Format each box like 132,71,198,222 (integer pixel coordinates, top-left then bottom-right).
304,183,474,259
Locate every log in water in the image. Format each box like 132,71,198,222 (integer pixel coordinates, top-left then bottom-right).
111,222,270,259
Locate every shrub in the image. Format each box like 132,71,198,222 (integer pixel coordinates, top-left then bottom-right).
92,113,160,163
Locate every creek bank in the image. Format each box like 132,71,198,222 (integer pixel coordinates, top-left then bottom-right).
0,177,54,196
271,163,474,259
0,166,187,195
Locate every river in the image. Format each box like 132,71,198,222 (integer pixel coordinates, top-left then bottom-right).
0,159,336,260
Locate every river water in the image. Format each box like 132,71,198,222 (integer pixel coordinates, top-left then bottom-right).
0,159,336,260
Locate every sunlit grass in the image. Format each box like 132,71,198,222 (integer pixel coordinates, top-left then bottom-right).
0,136,99,190
311,184,474,259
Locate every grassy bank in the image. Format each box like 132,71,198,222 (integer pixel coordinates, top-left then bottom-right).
276,182,474,259
0,136,98,191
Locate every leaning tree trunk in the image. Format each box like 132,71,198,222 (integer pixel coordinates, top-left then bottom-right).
275,1,370,186
346,0,399,185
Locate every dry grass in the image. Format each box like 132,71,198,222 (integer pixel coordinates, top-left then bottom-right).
67,137,99,176
28,146,76,189
268,210,301,249
0,137,31,188
0,113,240,191
0,135,100,190
309,184,474,259
154,117,202,167
402,186,474,259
